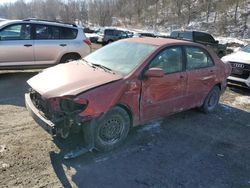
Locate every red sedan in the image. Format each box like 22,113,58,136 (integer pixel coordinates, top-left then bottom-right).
25,38,231,152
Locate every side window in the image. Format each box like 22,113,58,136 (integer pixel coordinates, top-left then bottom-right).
104,29,113,35
35,25,49,39
182,32,192,40
60,27,78,39
194,32,204,42
50,26,60,39
35,25,61,40
149,47,183,74
186,47,214,70
0,24,31,40
204,34,215,43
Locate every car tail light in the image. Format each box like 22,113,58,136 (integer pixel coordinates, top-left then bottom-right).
84,39,92,46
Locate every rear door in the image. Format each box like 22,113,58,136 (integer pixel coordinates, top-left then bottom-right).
34,25,76,65
140,46,187,122
0,23,34,66
184,46,217,107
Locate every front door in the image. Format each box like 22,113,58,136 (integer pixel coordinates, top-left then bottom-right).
0,23,34,66
140,46,187,122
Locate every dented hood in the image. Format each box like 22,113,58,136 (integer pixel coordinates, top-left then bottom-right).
27,61,122,98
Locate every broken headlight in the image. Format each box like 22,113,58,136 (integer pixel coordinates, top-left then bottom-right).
60,98,88,114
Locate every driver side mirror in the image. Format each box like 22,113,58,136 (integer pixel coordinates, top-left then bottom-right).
215,40,219,44
144,68,164,78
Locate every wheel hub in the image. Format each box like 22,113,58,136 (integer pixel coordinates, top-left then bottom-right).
99,116,123,143
208,92,218,107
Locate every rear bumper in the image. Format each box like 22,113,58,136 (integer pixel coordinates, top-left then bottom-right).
25,93,56,136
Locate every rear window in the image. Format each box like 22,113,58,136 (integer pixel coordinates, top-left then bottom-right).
35,25,77,40
194,32,215,43
104,29,114,35
170,31,192,40
60,27,78,39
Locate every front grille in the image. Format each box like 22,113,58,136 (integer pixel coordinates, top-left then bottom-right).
30,91,51,119
229,62,250,79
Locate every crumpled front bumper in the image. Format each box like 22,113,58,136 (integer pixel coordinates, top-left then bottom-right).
25,93,56,136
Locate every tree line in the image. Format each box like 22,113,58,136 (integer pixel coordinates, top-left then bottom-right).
0,0,249,36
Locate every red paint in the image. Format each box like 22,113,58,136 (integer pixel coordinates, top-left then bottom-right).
27,38,231,127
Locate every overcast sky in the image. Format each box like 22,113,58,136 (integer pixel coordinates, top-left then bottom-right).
0,0,30,4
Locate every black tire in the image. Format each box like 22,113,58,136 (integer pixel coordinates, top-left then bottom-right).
60,54,81,63
200,86,220,113
85,107,130,151
107,40,113,45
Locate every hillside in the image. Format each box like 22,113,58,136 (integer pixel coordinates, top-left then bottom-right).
0,0,249,39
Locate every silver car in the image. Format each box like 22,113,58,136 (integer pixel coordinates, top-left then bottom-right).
0,19,91,69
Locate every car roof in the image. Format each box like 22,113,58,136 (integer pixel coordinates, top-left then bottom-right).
0,19,77,29
123,37,204,47
172,30,210,35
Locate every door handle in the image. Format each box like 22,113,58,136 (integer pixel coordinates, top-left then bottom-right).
60,44,67,47
24,44,32,47
210,70,214,73
180,75,184,79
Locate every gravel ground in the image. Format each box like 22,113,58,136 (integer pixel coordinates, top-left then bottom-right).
0,60,249,187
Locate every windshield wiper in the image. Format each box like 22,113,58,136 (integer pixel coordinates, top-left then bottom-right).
92,63,116,74
81,59,95,68
82,59,116,74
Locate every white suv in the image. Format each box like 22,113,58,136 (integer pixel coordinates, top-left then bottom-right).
0,19,91,69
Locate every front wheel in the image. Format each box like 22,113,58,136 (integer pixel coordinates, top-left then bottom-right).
200,86,221,113
85,107,130,151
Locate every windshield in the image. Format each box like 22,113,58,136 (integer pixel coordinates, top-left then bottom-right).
84,41,157,75
242,45,250,53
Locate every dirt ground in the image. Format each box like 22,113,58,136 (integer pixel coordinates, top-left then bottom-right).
0,67,250,187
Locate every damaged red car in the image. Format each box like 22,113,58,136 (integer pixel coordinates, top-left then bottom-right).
25,38,231,152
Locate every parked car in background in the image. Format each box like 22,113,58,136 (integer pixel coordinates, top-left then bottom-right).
102,28,129,45
222,44,250,88
134,32,156,38
25,38,231,153
170,30,227,57
85,33,99,43
0,18,91,69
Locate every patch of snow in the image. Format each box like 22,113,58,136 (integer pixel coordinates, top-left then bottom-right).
0,162,10,169
95,157,109,163
0,145,6,153
138,121,161,133
221,104,235,112
85,33,99,38
217,153,224,157
215,37,247,45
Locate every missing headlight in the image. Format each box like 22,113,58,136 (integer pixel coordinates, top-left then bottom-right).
60,99,87,113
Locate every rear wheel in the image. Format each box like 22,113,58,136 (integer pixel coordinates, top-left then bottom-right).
200,86,220,113
84,107,130,151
